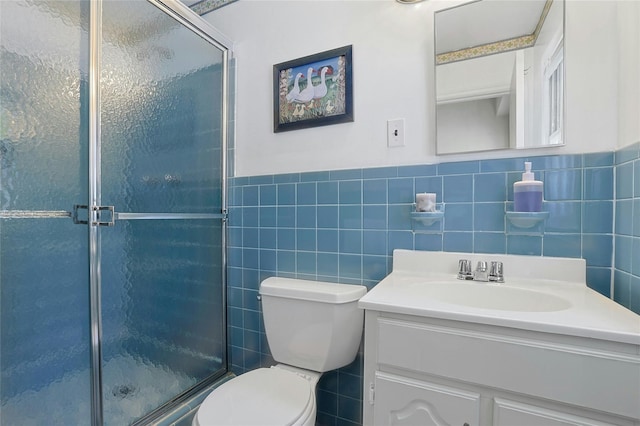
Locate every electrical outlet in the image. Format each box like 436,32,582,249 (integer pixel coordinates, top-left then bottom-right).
387,119,405,147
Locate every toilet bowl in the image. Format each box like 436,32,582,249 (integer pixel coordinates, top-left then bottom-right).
193,277,367,426
194,365,319,426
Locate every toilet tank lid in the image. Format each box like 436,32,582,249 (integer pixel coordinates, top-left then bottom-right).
260,277,367,304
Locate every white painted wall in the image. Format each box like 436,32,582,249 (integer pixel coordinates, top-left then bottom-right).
564,0,618,156
437,98,510,154
617,0,640,148
435,52,513,154
206,0,621,177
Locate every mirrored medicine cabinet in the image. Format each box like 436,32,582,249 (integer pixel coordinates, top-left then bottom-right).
435,0,565,155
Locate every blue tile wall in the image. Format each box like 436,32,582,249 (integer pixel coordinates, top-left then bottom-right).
226,150,635,426
613,142,640,313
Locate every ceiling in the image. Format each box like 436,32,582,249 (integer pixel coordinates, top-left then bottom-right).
435,0,548,55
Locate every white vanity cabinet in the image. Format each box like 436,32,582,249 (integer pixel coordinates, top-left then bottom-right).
362,310,640,426
359,250,640,426
373,371,480,426
492,398,617,426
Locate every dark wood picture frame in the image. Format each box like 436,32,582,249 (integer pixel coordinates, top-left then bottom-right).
273,45,353,133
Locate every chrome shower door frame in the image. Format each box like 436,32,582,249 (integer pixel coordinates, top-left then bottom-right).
87,1,232,425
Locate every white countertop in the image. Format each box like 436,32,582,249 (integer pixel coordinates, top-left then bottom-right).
358,250,640,345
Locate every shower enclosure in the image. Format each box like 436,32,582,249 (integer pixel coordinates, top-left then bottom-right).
1,0,230,424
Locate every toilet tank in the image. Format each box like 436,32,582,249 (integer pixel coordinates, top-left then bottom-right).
259,277,367,372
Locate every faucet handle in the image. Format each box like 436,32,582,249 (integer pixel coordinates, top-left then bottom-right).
489,261,504,283
457,259,472,280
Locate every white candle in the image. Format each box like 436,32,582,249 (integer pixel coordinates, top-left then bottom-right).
416,193,436,212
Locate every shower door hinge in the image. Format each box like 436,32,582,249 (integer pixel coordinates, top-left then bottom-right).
73,204,115,226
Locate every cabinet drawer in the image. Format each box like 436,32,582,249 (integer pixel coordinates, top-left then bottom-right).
374,371,480,426
493,398,617,426
376,317,640,420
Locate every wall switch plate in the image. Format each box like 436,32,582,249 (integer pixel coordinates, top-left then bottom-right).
387,118,405,147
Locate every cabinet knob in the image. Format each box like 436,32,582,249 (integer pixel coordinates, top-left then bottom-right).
463,423,469,426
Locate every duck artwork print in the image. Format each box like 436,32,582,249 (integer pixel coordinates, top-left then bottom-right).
278,54,346,125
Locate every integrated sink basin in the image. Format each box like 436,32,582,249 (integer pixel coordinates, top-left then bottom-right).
359,250,640,345
408,281,572,312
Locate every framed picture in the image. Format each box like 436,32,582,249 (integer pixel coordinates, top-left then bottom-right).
273,45,353,133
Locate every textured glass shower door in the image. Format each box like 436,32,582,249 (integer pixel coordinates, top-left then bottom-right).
98,1,228,425
0,1,92,424
1,0,229,425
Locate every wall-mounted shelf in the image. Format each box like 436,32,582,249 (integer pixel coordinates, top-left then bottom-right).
506,211,549,235
410,204,444,233
410,211,444,226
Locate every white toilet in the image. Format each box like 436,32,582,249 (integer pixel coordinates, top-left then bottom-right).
193,277,367,426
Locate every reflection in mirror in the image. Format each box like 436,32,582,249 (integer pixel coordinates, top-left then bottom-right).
435,0,564,155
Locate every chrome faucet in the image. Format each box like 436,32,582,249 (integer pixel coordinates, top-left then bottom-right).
457,259,473,280
489,261,504,283
457,259,504,283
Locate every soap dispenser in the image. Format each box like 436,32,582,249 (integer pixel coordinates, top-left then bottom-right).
514,162,543,212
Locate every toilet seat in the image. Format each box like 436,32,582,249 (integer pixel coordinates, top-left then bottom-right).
195,367,314,426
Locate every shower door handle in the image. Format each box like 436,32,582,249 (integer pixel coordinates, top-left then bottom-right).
73,204,115,226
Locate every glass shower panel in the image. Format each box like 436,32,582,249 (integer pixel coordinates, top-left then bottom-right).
0,0,89,212
100,1,224,214
0,220,90,425
99,2,226,424
100,220,224,424
0,1,91,424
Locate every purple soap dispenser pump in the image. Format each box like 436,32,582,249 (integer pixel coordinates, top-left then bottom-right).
513,162,543,212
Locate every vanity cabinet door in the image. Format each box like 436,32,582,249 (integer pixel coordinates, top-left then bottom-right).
493,398,617,426
373,372,480,426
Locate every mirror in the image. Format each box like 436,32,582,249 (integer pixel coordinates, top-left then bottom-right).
435,0,565,155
